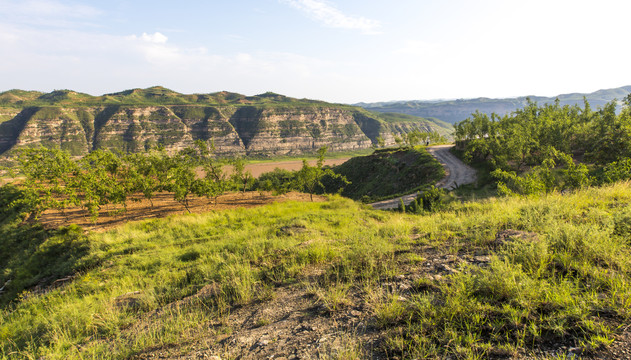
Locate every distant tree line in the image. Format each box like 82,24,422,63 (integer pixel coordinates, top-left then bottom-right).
454,95,631,194
391,130,447,148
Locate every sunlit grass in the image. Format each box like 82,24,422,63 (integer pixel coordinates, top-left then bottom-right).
2,184,631,358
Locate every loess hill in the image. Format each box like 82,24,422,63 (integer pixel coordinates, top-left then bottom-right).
0,87,452,157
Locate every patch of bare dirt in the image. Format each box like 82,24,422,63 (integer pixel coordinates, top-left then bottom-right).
38,191,326,231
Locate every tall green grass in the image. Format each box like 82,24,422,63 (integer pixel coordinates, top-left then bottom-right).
1,184,631,358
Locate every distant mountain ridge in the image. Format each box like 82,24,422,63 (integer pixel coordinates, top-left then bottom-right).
357,85,631,124
0,87,452,158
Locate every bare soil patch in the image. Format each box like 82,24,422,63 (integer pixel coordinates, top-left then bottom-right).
38,191,326,231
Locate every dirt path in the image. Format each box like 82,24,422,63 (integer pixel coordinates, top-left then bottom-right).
427,145,477,190
370,145,476,210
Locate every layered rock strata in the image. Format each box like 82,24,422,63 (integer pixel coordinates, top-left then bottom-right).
1,104,448,157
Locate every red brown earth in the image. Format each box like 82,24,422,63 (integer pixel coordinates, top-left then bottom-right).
39,191,326,232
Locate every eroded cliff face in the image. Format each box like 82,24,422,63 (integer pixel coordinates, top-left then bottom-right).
95,106,197,154
3,105,374,156
229,107,371,155
15,108,89,155
171,106,244,156
1,104,442,157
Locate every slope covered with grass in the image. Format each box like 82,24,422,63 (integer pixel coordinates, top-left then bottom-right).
332,146,445,202
2,183,631,358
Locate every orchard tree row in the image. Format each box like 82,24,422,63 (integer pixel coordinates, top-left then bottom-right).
255,146,349,200
8,142,350,222
10,141,253,221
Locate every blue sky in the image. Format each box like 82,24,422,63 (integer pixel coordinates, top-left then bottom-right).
1,0,630,103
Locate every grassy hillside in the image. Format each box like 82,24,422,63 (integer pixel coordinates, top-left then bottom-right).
2,179,630,358
332,147,445,201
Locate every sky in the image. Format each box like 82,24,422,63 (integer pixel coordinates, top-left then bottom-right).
1,0,630,103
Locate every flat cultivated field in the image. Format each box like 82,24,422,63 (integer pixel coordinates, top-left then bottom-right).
230,158,350,178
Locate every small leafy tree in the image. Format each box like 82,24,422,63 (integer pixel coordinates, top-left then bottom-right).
404,186,446,213
230,158,254,194
256,168,296,195
294,146,349,201
601,158,631,183
190,140,229,205
79,150,128,212
418,186,446,212
17,147,79,219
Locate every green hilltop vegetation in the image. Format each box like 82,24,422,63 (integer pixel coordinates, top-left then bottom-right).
2,97,631,358
0,87,329,108
332,147,445,202
359,85,631,124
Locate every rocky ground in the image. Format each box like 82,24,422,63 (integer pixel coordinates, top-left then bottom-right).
131,230,631,359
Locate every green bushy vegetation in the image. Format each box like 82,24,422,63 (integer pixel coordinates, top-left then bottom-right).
331,147,445,202
399,186,447,214
254,146,350,200
1,182,631,358
455,96,631,196
455,96,631,169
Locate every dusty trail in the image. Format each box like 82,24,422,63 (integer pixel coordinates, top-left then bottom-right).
427,145,477,190
370,145,476,210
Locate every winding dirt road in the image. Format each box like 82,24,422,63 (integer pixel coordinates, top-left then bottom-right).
370,145,476,210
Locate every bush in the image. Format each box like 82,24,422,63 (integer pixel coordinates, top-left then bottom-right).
601,158,631,183
255,168,296,195
402,186,446,214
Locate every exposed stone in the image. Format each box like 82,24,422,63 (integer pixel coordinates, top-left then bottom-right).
113,291,145,311
1,103,448,158
494,229,539,247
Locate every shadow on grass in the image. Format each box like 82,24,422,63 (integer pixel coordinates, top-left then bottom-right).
448,147,498,202
0,185,92,307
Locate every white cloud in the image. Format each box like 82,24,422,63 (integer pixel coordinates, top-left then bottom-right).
281,0,381,34
395,40,441,57
140,32,168,44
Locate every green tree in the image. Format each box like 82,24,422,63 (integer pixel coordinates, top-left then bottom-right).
230,158,254,194
294,146,348,201
16,147,79,219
